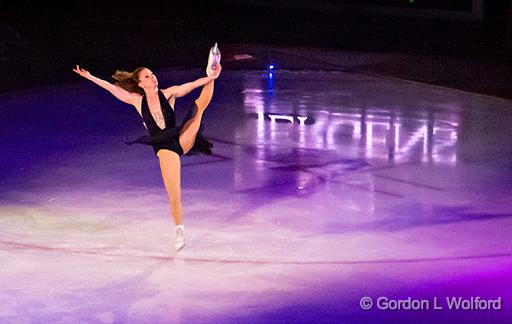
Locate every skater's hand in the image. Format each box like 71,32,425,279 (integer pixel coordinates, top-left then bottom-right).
73,65,91,79
210,63,222,79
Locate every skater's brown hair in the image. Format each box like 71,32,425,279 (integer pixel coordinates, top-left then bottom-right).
112,67,148,95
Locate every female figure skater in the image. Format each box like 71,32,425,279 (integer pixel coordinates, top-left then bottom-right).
73,56,221,251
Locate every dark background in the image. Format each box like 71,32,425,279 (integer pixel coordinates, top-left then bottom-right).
1,0,511,93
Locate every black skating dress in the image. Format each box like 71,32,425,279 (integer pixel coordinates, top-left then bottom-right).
126,90,213,156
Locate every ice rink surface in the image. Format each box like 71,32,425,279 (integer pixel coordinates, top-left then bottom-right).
1,69,511,323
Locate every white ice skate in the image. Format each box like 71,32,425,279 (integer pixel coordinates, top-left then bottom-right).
174,225,185,251
206,42,221,77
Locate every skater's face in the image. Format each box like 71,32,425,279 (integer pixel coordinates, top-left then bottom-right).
137,68,158,89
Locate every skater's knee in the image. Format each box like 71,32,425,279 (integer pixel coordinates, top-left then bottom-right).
194,99,209,112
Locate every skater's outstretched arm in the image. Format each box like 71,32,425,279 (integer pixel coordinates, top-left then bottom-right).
162,75,216,99
73,65,140,105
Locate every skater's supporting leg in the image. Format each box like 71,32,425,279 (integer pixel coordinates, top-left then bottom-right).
157,149,183,225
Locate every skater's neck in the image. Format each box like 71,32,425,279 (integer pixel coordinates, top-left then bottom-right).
144,87,159,97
